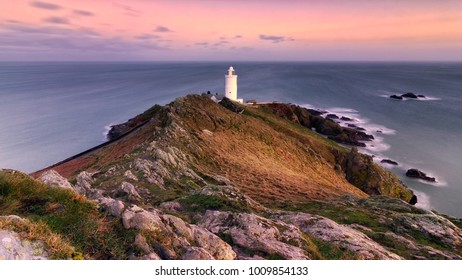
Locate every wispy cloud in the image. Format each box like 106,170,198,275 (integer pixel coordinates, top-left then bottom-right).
43,16,70,25
259,34,295,43
154,25,173,33
0,21,169,56
30,1,61,10
115,3,141,17
233,35,243,39
73,9,94,17
135,34,161,40
213,40,229,47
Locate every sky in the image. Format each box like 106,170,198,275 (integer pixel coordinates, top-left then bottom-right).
1,0,462,61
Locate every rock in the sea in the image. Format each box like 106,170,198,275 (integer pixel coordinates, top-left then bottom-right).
326,114,339,119
307,109,325,116
406,169,436,182
390,95,403,100
38,170,74,191
340,116,354,121
381,159,398,166
417,94,426,98
402,92,418,99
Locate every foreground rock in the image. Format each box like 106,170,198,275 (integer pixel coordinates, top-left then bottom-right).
0,230,48,260
279,212,401,260
406,169,436,182
38,170,74,191
199,211,311,260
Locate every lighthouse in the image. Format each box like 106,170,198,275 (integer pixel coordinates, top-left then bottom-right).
225,66,241,102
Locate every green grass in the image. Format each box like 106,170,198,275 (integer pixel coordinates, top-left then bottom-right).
0,170,139,259
180,194,251,213
311,237,358,260
274,200,388,232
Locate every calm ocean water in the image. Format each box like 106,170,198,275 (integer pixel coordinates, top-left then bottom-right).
1,62,461,216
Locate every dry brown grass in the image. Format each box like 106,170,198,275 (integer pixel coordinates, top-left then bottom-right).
170,96,366,204
33,95,367,205
0,218,79,259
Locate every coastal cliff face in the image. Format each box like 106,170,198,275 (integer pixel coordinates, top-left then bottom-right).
1,95,461,259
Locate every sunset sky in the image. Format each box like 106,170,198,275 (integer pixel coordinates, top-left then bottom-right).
1,0,462,61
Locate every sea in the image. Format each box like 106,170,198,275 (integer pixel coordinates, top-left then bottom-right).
1,62,461,216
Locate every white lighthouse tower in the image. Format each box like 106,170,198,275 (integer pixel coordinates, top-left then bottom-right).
225,66,242,103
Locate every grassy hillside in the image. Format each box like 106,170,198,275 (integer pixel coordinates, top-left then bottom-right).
3,95,461,260
34,95,413,205
0,170,138,259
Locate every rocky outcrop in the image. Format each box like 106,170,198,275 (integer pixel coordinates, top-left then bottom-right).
75,171,96,196
107,104,162,140
119,204,236,260
263,103,373,147
114,182,141,201
406,169,436,182
38,170,74,191
279,212,401,260
182,247,214,260
199,210,312,260
392,213,462,251
98,197,125,217
122,205,164,231
344,148,416,204
219,97,245,114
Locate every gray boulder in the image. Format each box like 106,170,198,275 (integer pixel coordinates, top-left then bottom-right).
98,197,125,217
122,205,163,231
199,210,310,260
182,247,214,260
74,171,95,196
114,182,141,201
38,170,73,191
0,230,48,260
